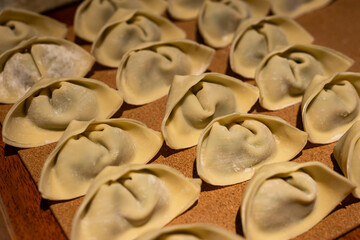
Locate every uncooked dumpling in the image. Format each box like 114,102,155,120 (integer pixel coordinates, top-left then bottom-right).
71,164,202,240
39,118,163,200
116,39,215,105
241,161,355,240
162,72,259,149
197,0,270,48
230,15,314,79
302,72,360,144
136,223,245,240
91,9,186,67
167,0,205,20
255,44,353,110
74,0,167,42
0,37,95,103
0,8,67,54
197,113,308,185
270,0,333,18
333,120,360,198
2,77,123,148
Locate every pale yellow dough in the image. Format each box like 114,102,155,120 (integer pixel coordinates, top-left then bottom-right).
136,223,245,240
197,0,270,48
0,37,95,104
162,72,259,149
197,113,308,185
270,0,333,18
241,161,355,240
74,0,167,42
255,44,353,110
71,164,202,240
91,9,186,68
334,120,360,198
2,77,123,148
230,15,314,79
116,39,215,105
0,8,67,54
302,72,360,144
167,0,205,20
38,118,163,200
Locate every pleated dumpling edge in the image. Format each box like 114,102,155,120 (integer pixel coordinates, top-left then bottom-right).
71,163,202,240
197,113,308,185
91,8,186,68
38,118,164,200
0,36,95,104
241,161,355,240
302,72,360,144
2,77,123,148
161,72,259,149
116,39,215,105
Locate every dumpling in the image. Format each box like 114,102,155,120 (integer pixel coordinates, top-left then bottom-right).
255,44,353,110
333,120,360,198
71,164,202,240
2,77,123,148
116,39,215,105
197,0,270,48
0,37,95,103
197,113,308,185
38,118,163,200
74,0,167,42
230,15,314,79
0,8,67,54
167,0,205,20
136,223,244,240
241,161,355,240
302,72,360,144
270,0,333,18
161,72,259,149
91,9,186,67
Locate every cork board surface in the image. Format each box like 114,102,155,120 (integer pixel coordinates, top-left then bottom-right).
1,0,360,239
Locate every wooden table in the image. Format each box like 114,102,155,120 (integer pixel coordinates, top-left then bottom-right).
1,1,360,239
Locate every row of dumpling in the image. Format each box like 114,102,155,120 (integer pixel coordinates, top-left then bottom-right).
167,0,334,20
64,160,239,240
72,0,306,69
61,148,356,240
74,1,185,67
73,0,334,50
171,0,333,48
66,160,355,240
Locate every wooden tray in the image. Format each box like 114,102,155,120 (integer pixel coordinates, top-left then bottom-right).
1,0,360,239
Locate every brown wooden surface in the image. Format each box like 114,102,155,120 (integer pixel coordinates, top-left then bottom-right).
1,1,360,239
